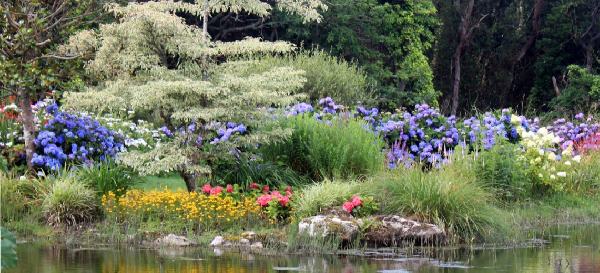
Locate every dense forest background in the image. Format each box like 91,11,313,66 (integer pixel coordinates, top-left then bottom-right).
197,0,599,116
2,0,599,117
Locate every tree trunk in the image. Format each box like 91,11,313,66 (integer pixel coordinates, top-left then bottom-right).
18,89,36,171
180,171,197,192
585,43,594,72
203,0,209,39
451,48,463,116
450,0,479,116
514,0,544,64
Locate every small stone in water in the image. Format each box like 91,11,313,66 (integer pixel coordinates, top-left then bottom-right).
210,236,225,247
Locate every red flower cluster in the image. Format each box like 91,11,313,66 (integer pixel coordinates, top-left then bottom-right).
342,195,363,213
256,187,293,207
201,183,234,195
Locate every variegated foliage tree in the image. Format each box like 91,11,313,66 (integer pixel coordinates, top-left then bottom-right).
62,0,327,191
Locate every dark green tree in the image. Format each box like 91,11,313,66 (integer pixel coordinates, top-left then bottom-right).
274,0,440,109
528,0,599,112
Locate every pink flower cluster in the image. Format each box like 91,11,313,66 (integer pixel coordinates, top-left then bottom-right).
342,195,363,213
256,187,293,207
576,132,600,154
201,183,234,195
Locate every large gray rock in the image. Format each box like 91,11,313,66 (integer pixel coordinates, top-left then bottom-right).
298,215,360,242
363,215,446,246
154,234,195,247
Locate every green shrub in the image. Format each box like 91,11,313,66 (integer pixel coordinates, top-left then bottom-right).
295,180,361,217
245,50,372,105
42,178,99,227
210,156,308,188
548,65,599,118
261,115,385,181
475,142,531,201
77,161,139,197
361,162,506,242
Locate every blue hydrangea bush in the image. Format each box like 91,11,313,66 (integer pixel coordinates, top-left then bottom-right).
32,104,125,170
284,98,599,170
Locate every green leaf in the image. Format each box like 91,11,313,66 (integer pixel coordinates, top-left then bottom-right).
1,227,18,269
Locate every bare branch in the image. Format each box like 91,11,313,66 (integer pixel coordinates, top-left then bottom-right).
3,5,21,29
38,54,81,60
35,39,51,46
42,0,67,21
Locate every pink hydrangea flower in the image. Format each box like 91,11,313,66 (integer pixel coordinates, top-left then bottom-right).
210,186,223,195
249,182,259,190
257,194,273,207
202,184,212,194
226,184,234,193
279,196,290,207
262,185,270,193
342,201,355,213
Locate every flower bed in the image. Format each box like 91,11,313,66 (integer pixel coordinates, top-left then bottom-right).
102,190,261,229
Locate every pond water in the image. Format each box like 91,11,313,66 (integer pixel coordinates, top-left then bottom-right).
7,224,600,273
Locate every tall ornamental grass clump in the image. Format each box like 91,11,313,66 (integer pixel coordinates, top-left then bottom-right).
565,151,600,194
210,156,307,188
0,176,48,225
77,160,139,197
42,178,99,227
361,160,505,242
262,115,385,181
295,180,362,217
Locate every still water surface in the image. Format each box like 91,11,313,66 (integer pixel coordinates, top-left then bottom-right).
7,224,600,273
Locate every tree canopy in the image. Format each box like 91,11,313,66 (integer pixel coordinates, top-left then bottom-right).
63,0,326,191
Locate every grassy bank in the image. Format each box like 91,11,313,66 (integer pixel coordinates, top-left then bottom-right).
3,174,598,251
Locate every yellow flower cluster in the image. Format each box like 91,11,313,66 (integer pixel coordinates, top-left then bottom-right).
102,190,262,228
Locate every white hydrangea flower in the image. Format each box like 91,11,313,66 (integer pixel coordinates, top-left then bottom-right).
556,172,567,177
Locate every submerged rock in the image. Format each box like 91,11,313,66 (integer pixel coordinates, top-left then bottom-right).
298,215,360,242
363,215,446,246
154,234,195,247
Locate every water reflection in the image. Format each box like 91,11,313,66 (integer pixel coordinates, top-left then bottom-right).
7,224,600,273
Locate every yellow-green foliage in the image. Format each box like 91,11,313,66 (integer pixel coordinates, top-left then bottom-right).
239,50,371,105
62,0,327,178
